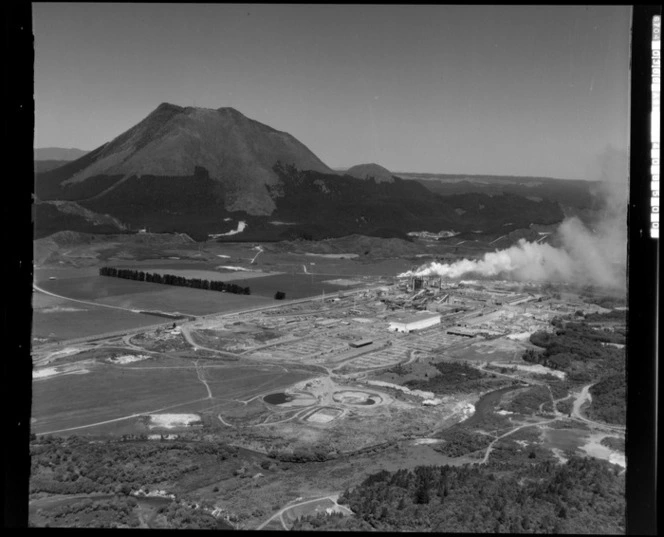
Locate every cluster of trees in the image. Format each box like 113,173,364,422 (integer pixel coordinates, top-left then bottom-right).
524,323,625,381
99,266,250,295
434,428,493,457
292,458,625,533
404,360,492,395
157,502,229,530
523,318,626,425
266,447,336,463
39,496,140,528
30,436,237,497
579,289,626,309
502,386,553,415
585,309,626,323
587,374,626,425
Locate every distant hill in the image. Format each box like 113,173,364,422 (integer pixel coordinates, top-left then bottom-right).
34,147,89,161
400,172,597,211
34,103,566,241
34,160,73,173
345,163,395,183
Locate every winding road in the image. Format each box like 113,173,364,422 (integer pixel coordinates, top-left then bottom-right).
570,384,625,432
256,494,351,530
474,381,625,465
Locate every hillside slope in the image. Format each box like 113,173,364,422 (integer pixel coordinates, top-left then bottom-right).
35,103,334,215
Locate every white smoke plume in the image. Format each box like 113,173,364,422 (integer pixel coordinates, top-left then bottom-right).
400,147,628,290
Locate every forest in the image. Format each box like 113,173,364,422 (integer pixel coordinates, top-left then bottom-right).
403,360,500,395
30,435,239,497
522,313,626,425
291,457,625,533
99,266,251,295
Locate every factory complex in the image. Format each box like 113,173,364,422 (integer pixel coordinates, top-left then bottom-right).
186,274,610,377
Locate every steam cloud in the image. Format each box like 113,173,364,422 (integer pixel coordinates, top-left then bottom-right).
399,147,628,290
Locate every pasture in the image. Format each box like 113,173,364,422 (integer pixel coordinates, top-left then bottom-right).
220,273,358,299
31,355,313,436
32,293,164,342
34,267,274,320
94,287,273,316
254,253,414,279
124,267,278,281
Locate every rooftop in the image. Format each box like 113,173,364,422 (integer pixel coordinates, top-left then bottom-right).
390,311,441,324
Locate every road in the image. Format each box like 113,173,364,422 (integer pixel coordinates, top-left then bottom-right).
475,381,625,465
33,282,141,314
256,494,351,530
478,416,561,464
179,324,241,359
570,383,625,432
32,282,383,359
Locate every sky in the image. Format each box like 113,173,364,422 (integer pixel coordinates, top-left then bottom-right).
33,4,631,179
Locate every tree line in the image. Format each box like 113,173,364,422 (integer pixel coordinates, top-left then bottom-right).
99,267,250,295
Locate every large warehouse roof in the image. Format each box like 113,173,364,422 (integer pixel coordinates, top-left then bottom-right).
390,311,441,324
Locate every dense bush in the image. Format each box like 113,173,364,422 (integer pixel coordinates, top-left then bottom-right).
502,386,552,415
434,429,493,457
30,436,237,496
587,374,626,425
292,458,625,533
404,361,489,394
523,319,626,425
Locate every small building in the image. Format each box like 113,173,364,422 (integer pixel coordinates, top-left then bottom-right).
388,312,441,333
350,338,373,348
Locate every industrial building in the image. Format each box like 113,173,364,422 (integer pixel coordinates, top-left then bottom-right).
388,311,441,333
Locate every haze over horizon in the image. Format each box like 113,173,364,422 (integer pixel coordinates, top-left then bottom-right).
34,4,630,180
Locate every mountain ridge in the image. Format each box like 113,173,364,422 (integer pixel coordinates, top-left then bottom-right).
34,103,567,241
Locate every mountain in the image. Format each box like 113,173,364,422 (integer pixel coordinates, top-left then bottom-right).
34,103,565,241
35,103,333,215
34,147,89,161
345,163,395,183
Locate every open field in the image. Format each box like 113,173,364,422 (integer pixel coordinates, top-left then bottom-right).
94,287,273,316
34,267,275,320
32,293,165,343
32,354,313,436
216,273,363,299
121,267,280,281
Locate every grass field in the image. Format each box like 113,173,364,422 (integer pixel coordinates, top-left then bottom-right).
31,356,312,435
32,293,165,342
219,273,360,299
34,266,275,319
94,287,273,316
125,267,278,281
37,274,166,300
